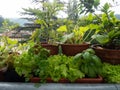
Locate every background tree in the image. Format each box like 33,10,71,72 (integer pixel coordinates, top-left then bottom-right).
67,0,79,22
78,0,100,14
22,0,64,42
0,19,19,33
0,16,4,27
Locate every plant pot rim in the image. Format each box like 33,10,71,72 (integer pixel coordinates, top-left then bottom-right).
30,76,103,83
75,75,103,83
41,44,58,46
61,43,90,46
92,44,120,52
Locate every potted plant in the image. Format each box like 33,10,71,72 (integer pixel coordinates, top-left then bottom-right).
30,27,59,55
59,25,96,56
41,30,59,55
73,48,103,83
30,54,85,83
31,51,103,83
14,41,50,82
91,3,120,64
40,25,69,55
0,36,24,82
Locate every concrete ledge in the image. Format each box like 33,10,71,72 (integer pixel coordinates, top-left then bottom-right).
0,83,119,90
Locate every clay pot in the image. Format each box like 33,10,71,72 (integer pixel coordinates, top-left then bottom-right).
61,44,89,56
92,45,120,64
30,77,41,83
30,77,54,83
41,44,59,55
58,78,70,83
75,76,103,83
30,76,103,83
30,77,70,83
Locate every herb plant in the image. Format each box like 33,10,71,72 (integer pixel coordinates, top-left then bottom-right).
73,48,103,78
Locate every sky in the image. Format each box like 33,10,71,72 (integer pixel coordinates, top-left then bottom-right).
99,0,120,14
0,0,34,18
0,0,120,18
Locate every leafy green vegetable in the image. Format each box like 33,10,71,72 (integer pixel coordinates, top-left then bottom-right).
46,55,85,82
102,63,120,83
14,43,50,81
73,48,102,78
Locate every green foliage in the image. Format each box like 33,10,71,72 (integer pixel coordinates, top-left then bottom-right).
60,25,96,44
73,48,102,78
45,55,85,82
0,37,18,69
23,0,64,42
78,0,100,14
90,3,120,49
0,36,18,54
14,44,103,82
67,0,79,23
14,42,50,81
78,13,98,26
102,63,120,83
0,19,19,33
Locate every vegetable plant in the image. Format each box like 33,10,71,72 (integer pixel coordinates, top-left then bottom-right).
73,48,103,78
92,3,120,49
60,24,96,44
43,55,85,82
14,42,50,81
101,63,120,83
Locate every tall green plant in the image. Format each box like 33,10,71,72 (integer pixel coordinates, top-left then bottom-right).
22,0,64,42
92,3,120,49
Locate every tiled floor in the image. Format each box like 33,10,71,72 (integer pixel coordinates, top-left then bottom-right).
0,83,119,90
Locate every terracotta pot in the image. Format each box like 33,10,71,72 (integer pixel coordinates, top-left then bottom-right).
75,76,103,83
58,78,70,83
92,45,120,64
30,76,103,83
61,44,89,56
30,77,69,83
46,78,54,83
41,44,59,55
30,77,41,83
30,77,54,83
